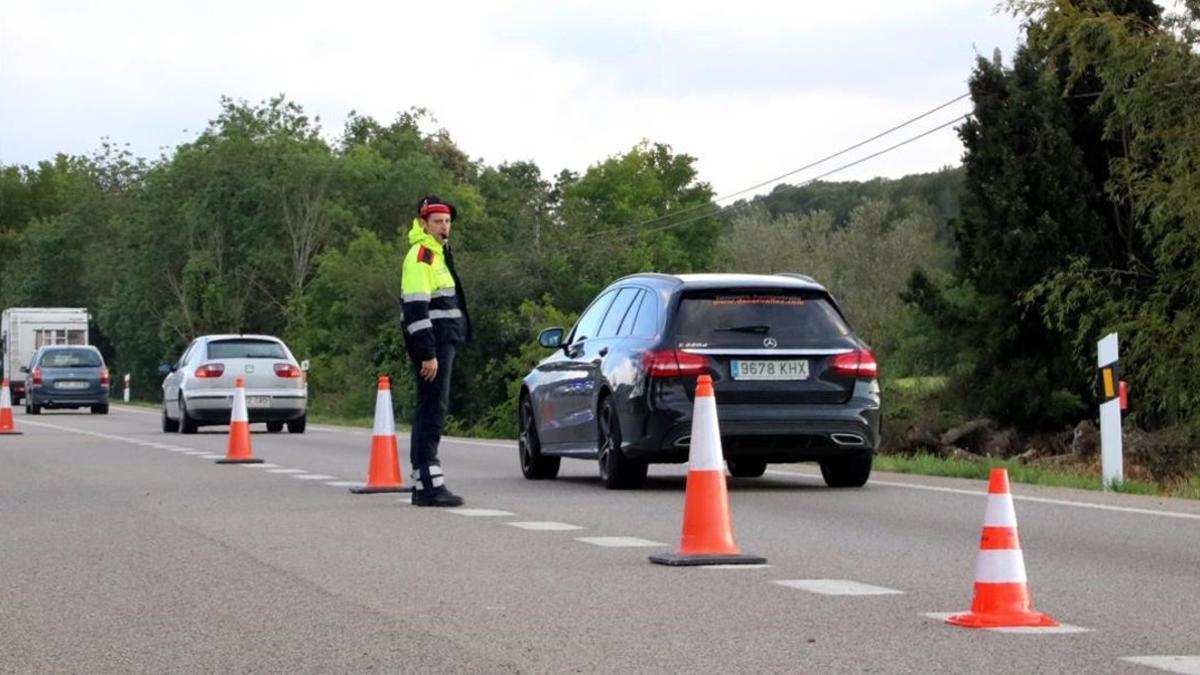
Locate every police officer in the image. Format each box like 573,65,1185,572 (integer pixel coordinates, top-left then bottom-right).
401,195,471,507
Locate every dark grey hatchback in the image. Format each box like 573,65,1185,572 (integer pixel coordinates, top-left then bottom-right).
24,346,110,415
518,273,881,489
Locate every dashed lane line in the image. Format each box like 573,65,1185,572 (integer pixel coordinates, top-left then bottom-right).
293,474,337,480
575,536,664,547
506,521,585,531
449,509,517,517
1120,657,1200,674
772,580,904,596
266,468,307,474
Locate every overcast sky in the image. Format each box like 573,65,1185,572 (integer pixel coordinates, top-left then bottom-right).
0,1,1025,196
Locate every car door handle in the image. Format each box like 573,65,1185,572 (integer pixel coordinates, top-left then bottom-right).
598,347,609,357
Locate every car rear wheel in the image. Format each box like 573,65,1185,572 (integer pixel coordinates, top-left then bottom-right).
27,402,41,415
819,452,873,488
728,460,767,478
266,421,284,433
597,396,647,490
162,403,179,432
178,397,198,434
287,415,306,434
519,397,560,480
91,404,109,415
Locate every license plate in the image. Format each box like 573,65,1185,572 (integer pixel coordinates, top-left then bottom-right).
247,396,271,408
54,381,89,390
730,360,809,380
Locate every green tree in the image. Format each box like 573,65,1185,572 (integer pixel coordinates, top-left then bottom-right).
906,0,1164,429
1016,0,1200,430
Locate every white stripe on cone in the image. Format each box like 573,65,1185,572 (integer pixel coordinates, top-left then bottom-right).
982,494,1018,527
973,549,1029,583
373,385,395,436
0,381,11,408
231,382,248,423
688,390,725,472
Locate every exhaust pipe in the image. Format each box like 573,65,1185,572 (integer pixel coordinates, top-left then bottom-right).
830,433,866,446
674,435,691,447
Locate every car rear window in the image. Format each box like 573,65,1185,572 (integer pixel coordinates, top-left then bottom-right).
207,339,288,360
672,290,851,342
39,349,103,368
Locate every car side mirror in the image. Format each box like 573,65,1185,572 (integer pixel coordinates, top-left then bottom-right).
158,363,174,376
300,359,310,372
19,365,28,373
538,327,565,349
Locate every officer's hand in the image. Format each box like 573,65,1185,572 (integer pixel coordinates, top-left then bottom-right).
420,358,438,382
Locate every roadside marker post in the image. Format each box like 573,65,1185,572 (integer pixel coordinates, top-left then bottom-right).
123,373,130,403
1097,333,1123,490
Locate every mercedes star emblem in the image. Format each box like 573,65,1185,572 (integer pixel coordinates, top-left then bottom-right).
763,337,778,348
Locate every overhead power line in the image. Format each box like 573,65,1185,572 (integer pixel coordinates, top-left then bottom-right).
582,110,972,241
583,92,971,239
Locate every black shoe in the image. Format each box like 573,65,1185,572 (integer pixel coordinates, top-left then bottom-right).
412,487,465,507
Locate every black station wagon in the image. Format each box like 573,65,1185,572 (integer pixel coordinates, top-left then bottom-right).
517,273,881,489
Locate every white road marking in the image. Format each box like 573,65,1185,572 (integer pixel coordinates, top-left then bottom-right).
773,580,904,596
1120,657,1200,674
183,451,208,456
266,469,306,474
200,454,225,460
110,405,158,416
701,564,773,570
575,536,664,547
324,481,362,487
764,468,1200,521
506,521,585,531
449,509,516,517
293,474,337,480
921,613,1091,633
240,463,281,469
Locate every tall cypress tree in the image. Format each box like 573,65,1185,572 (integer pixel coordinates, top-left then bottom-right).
907,0,1163,430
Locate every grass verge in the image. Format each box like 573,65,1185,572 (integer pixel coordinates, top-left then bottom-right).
873,453,1200,500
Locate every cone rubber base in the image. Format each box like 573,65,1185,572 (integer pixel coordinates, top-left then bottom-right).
649,552,767,566
216,458,264,464
349,485,412,494
946,611,1058,628
0,431,24,435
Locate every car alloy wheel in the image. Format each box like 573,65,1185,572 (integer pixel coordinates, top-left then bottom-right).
519,397,559,480
597,397,647,490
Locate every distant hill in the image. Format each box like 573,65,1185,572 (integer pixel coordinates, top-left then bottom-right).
743,166,964,232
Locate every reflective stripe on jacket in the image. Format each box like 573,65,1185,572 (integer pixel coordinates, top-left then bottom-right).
401,218,471,362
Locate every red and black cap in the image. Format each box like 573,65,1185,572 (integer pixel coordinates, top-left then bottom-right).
417,195,457,220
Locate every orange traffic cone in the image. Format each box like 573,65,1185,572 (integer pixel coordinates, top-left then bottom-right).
350,375,409,494
650,374,765,566
216,377,262,464
1,379,21,435
947,468,1057,628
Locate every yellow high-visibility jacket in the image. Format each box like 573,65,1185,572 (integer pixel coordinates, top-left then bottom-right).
400,219,471,362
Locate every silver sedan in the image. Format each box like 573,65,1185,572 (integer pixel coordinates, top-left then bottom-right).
160,334,308,434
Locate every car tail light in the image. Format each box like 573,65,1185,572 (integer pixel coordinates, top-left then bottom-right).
274,363,302,378
99,367,110,385
829,349,878,379
194,363,225,378
641,350,710,377
31,367,43,385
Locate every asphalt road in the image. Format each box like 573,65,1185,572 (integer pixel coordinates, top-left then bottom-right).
2,405,1198,674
